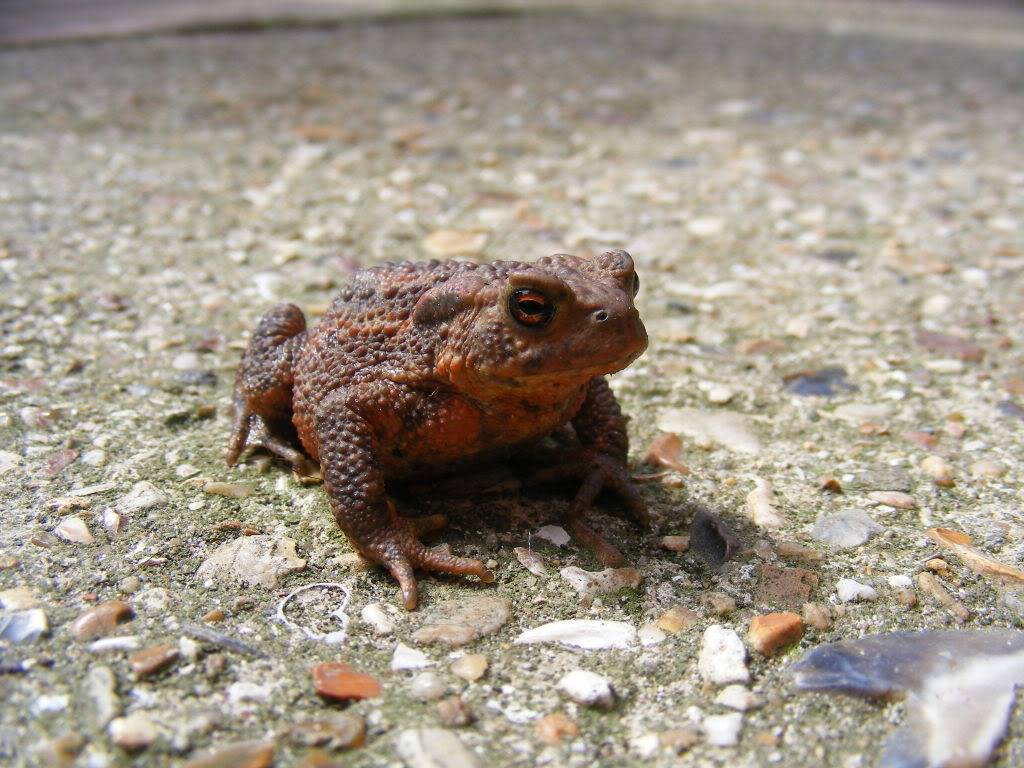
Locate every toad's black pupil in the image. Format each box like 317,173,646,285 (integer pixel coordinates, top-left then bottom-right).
519,299,544,314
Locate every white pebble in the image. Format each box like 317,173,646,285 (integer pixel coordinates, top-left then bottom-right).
837,578,878,602
887,575,913,589
698,625,750,685
392,642,432,671
409,672,446,701
360,602,395,636
715,684,761,711
535,525,570,547
704,712,743,746
557,669,616,710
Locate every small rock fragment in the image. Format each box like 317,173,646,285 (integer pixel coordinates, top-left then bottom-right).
182,742,274,768
927,527,1024,586
69,601,132,641
512,547,547,575
705,593,737,616
284,714,365,751
450,654,487,683
745,478,783,529
698,625,749,685
118,482,167,513
436,696,474,727
395,727,479,768
921,455,955,487
690,509,740,567
0,586,38,610
659,727,701,753
534,525,570,547
867,491,917,509
54,517,94,545
811,509,883,549
410,594,510,647
129,643,179,679
422,229,488,257
312,662,381,701
557,670,615,710
715,684,761,711
969,459,1007,479
657,408,761,454
704,713,743,746
109,712,159,752
558,566,641,600
755,564,818,610
360,603,395,636
409,672,446,702
747,612,804,655
802,602,832,630
836,579,878,603
657,606,699,633
196,535,306,588
392,642,432,671
645,433,691,474
0,608,48,643
659,535,689,552
916,572,970,622
776,541,823,561
638,623,667,646
514,619,636,650
535,713,579,744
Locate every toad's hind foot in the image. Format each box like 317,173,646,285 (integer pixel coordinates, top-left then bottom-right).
366,508,495,610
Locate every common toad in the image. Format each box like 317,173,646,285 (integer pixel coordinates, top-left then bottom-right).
227,250,648,608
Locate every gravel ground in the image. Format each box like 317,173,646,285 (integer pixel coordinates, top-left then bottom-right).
1,6,1024,767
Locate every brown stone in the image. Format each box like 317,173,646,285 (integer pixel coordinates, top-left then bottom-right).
776,541,823,562
182,741,274,768
312,662,381,701
203,608,225,623
436,695,475,727
659,727,701,753
205,654,226,680
755,564,819,610
129,643,179,679
917,572,970,623
868,491,918,509
69,600,133,641
915,329,984,362
645,433,690,475
925,558,949,574
295,750,344,768
747,612,804,655
450,654,488,683
535,712,579,744
659,535,690,552
656,606,699,633
802,602,831,630
705,593,736,616
895,588,918,608
901,430,939,451
819,476,842,493
284,714,365,750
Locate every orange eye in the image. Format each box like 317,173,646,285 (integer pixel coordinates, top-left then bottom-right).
509,288,554,327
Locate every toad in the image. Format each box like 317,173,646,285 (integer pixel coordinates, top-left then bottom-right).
227,250,648,608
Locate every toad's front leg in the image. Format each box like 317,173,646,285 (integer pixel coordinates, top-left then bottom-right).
532,377,649,566
315,386,494,610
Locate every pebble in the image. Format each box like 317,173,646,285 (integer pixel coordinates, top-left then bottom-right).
135,587,170,614
698,625,750,685
285,714,365,750
409,672,446,701
534,525,570,547
103,510,125,537
836,579,877,602
514,619,636,650
557,669,616,710
0,586,39,610
745,478,784,529
645,433,690,474
916,572,970,622
657,408,761,454
659,535,690,552
534,713,579,744
129,643,179,679
86,665,120,728
203,481,255,498
450,654,488,683
422,229,488,257
705,593,737,616
888,575,913,589
34,734,85,767
558,566,642,600
715,684,761,711
970,459,1007,479
687,217,725,237
109,712,159,752
196,535,306,588
395,727,479,768
0,609,48,643
811,509,883,548
411,594,510,647
638,623,667,646
81,449,107,467
802,602,832,630
657,606,699,633
360,602,395,635
706,384,736,405
69,600,133,641
54,516,94,544
792,629,1024,768
89,636,140,653
436,696,475,727
392,642,433,671
117,481,167,513
704,712,743,746
512,547,547,575
867,491,917,509
660,727,702,753
776,541,823,561
755,564,818,610
182,742,274,768
747,612,804,655
829,403,892,427
312,662,381,701
228,681,273,704
921,455,955,487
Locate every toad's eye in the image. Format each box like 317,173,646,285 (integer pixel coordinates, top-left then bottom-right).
509,288,554,327
628,272,640,297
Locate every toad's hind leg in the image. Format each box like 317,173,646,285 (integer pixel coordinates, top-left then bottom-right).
226,303,312,473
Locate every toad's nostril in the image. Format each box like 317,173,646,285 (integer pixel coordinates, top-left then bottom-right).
593,309,609,323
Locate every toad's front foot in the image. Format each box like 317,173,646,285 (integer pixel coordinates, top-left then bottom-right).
530,449,650,567
361,505,495,610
